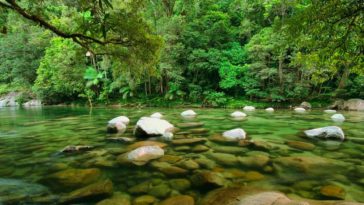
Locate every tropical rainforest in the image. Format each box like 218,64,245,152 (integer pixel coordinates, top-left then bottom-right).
0,0,363,107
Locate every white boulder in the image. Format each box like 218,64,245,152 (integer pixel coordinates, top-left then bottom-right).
107,116,130,133
134,117,174,138
181,110,197,117
150,112,163,119
109,116,130,125
23,100,42,107
331,114,345,122
265,107,274,112
294,107,306,113
230,111,247,118
243,106,255,111
127,145,164,165
304,126,345,140
324,109,337,114
222,128,246,141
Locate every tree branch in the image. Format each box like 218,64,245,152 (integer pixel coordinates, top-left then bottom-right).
0,0,129,50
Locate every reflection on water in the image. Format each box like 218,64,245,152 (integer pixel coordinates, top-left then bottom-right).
0,106,363,204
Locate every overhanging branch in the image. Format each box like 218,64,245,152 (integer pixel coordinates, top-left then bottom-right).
0,0,129,50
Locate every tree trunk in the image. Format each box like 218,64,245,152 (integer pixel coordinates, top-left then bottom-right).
338,64,350,89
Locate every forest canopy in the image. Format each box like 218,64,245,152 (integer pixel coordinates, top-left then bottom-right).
0,0,363,106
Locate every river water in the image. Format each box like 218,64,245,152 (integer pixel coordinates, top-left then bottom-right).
0,107,363,204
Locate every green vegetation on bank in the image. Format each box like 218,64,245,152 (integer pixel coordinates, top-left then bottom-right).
0,0,363,107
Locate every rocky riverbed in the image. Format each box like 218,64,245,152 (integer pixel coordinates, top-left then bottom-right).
0,107,363,204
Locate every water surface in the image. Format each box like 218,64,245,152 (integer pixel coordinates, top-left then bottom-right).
0,107,363,204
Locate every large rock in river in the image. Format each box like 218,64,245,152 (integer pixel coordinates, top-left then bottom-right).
300,101,312,109
330,99,364,111
107,116,129,133
223,128,246,141
331,114,345,122
304,126,345,140
181,110,197,117
134,117,174,139
230,111,247,118
243,106,255,111
126,145,164,165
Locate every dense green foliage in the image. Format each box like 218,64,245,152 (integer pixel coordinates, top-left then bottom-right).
0,0,363,106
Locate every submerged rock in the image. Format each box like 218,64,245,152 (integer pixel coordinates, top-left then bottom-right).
331,114,345,122
61,180,113,204
169,179,191,191
273,155,349,180
222,128,246,141
96,192,131,205
243,106,255,111
191,171,226,187
106,137,135,143
150,161,188,175
304,126,345,140
201,187,298,205
159,195,195,205
172,138,207,145
133,195,156,205
134,117,174,139
320,184,346,199
42,168,101,189
238,155,270,168
150,112,163,119
177,122,204,128
0,178,50,203
265,107,274,112
207,152,239,166
127,145,164,166
286,140,316,151
230,111,247,118
201,186,364,205
181,110,197,117
60,145,93,153
127,141,167,150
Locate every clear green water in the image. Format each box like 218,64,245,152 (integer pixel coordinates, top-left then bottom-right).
0,107,363,204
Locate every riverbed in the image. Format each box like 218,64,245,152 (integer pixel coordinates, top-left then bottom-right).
0,107,363,204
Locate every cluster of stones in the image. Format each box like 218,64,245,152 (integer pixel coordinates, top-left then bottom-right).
22,107,362,205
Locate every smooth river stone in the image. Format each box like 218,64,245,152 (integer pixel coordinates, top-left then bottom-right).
43,168,101,189
169,179,191,191
61,180,113,204
172,138,207,145
177,122,204,128
191,171,226,187
206,152,239,166
286,140,316,151
320,184,346,199
238,155,270,168
127,141,167,150
150,161,188,175
127,146,164,166
159,195,195,205
96,192,131,205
